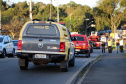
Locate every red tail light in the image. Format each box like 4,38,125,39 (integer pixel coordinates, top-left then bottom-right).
60,42,65,52
17,40,22,50
86,43,88,49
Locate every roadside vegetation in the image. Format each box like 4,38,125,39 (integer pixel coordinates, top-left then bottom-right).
1,0,126,39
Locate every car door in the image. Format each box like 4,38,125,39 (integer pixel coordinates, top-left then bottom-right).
7,37,13,53
4,37,9,54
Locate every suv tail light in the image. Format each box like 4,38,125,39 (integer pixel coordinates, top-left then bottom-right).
60,42,65,52
17,40,22,50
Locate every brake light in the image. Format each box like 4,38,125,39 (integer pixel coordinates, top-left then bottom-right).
86,43,88,49
39,21,46,23
17,40,22,50
60,42,65,52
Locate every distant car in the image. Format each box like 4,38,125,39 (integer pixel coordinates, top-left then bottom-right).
0,35,15,58
71,34,90,58
12,40,18,55
89,40,93,53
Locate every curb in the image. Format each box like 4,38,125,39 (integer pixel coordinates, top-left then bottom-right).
66,54,103,84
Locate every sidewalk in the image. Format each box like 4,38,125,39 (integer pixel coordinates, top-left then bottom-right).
77,50,126,84
67,49,103,84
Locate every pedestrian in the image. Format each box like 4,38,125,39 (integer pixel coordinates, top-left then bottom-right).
116,39,120,53
107,39,112,53
119,38,123,53
101,42,105,53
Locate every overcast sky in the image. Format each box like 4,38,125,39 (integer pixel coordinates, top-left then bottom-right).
3,0,99,8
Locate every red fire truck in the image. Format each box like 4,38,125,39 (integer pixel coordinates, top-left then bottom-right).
88,31,101,49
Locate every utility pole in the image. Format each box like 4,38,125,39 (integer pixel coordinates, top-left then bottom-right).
57,1,59,22
29,0,32,21
85,19,89,35
85,20,87,35
70,13,72,32
50,0,52,19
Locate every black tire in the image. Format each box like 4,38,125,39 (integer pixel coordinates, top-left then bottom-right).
69,56,75,67
61,55,69,72
90,48,93,53
8,49,15,58
2,49,6,58
86,52,90,58
33,62,40,65
19,59,28,70
12,49,15,57
61,61,68,72
98,47,100,49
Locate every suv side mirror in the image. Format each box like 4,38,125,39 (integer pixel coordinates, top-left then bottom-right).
71,37,76,41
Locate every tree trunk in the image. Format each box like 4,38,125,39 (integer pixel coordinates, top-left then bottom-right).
111,15,114,33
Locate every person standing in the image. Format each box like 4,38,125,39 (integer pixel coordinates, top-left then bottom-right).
107,39,112,53
119,38,123,53
101,42,105,53
116,39,120,53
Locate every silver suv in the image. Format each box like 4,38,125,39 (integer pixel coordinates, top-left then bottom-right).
17,21,75,72
0,35,15,58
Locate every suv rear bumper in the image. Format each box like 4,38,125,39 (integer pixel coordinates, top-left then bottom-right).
75,49,89,54
17,52,65,62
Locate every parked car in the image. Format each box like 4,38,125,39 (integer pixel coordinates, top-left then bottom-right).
12,40,18,55
0,35,15,58
17,20,75,72
71,34,90,58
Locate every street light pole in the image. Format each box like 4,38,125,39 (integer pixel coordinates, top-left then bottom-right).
57,1,59,22
85,19,89,35
50,0,52,19
29,0,32,21
70,13,72,32
85,20,87,35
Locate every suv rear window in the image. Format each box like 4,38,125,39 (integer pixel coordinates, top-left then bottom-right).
0,37,3,42
72,36,85,41
26,25,57,35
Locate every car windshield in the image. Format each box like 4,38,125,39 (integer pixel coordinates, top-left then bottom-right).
12,41,18,46
0,37,3,43
72,36,85,41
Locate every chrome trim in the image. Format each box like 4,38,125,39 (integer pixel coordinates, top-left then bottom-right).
21,50,60,54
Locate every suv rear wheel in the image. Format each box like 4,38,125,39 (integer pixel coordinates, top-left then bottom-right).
60,52,70,72
61,60,69,72
19,58,29,70
69,56,75,67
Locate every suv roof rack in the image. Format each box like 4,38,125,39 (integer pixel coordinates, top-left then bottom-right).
47,19,56,22
32,19,41,21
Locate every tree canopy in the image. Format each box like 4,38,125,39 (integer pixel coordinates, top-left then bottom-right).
1,0,126,38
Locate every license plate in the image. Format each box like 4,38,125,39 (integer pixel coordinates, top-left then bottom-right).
35,54,46,58
75,49,80,51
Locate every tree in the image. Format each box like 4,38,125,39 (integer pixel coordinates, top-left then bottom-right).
94,0,126,32
2,16,24,39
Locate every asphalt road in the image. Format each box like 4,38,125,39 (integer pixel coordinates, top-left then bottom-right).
81,50,126,84
0,49,101,84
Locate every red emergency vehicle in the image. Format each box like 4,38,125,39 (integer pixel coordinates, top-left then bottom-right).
71,34,90,58
88,31,101,49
